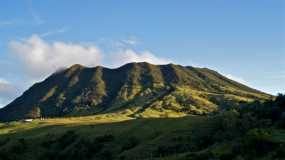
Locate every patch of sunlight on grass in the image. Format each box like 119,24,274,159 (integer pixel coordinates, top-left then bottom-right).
139,108,188,118
0,113,134,135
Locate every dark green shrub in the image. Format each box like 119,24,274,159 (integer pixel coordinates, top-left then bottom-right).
99,150,113,160
9,138,27,154
243,128,276,156
57,130,78,149
121,136,140,151
94,134,114,143
273,145,285,159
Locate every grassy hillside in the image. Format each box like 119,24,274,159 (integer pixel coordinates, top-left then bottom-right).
0,94,285,160
0,62,270,121
0,115,284,160
0,115,206,160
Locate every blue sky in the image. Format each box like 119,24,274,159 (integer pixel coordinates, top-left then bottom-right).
0,0,284,107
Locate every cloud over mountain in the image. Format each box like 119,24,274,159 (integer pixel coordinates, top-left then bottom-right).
110,49,171,67
8,35,170,79
9,35,103,79
4,34,171,108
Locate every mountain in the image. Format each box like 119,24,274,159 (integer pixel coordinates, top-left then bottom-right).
0,62,270,121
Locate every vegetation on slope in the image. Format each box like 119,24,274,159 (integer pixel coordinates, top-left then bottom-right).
0,62,270,121
0,94,284,160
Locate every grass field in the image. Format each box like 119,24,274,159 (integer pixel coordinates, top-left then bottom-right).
0,114,211,160
1,112,284,160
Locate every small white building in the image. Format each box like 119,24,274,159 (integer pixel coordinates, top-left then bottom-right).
22,119,33,122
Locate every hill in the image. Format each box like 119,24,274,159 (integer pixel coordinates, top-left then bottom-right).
0,62,270,121
0,94,285,160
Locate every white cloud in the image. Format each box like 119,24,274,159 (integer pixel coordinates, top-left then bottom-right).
110,49,171,67
8,35,171,78
9,35,103,79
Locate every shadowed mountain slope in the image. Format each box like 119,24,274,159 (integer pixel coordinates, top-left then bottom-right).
0,62,271,121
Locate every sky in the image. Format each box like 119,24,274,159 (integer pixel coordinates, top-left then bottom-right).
0,0,284,107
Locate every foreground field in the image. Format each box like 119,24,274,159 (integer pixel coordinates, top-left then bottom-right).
1,110,285,160
0,113,133,136
0,115,209,160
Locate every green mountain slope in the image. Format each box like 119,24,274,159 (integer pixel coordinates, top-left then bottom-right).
0,62,270,121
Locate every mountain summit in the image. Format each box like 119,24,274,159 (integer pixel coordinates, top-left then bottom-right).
0,62,270,121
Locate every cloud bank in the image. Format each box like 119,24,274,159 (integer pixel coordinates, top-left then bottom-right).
9,35,170,79
9,35,103,79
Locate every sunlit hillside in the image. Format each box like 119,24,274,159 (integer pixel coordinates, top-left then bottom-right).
0,62,271,121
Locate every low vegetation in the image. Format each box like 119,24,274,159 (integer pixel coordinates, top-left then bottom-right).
0,94,284,160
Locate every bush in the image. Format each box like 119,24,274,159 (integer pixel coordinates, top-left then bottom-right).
99,150,114,160
94,134,114,143
10,138,27,154
0,138,10,146
154,144,187,157
41,133,56,148
44,134,115,160
243,128,276,156
121,136,140,151
57,130,78,149
273,145,285,159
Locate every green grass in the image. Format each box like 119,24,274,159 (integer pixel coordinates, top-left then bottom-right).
1,113,285,160
271,129,285,143
0,115,209,160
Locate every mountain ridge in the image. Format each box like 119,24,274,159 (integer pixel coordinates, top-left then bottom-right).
0,62,271,121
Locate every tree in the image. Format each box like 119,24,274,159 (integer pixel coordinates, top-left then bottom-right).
26,107,41,119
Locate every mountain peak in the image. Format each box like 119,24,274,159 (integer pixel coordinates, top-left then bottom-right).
69,64,85,69
0,63,270,121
